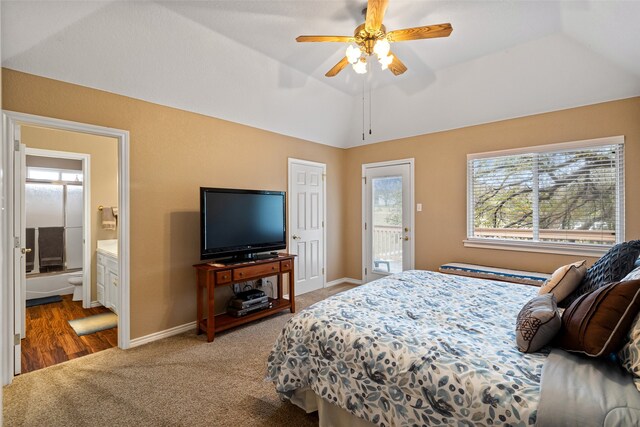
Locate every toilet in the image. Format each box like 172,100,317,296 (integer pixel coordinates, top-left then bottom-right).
69,273,83,301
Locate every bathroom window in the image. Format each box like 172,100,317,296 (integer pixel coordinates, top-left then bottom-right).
27,168,59,181
27,167,83,183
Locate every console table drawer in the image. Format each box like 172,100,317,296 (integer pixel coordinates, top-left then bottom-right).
216,270,232,284
280,260,292,271
234,262,279,280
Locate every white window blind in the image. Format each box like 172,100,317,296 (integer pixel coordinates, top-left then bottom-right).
467,137,624,249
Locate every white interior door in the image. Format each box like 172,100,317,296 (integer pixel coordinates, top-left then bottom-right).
289,160,325,295
13,136,26,375
363,160,414,283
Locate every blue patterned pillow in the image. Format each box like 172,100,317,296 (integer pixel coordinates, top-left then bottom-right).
561,241,640,308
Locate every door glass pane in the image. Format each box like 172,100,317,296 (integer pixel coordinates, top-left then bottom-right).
372,176,403,274
25,183,64,227
66,185,83,227
65,227,83,269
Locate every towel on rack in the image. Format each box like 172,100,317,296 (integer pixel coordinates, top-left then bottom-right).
26,228,35,273
102,206,117,230
38,227,64,271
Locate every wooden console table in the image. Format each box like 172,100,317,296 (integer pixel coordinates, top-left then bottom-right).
194,254,296,342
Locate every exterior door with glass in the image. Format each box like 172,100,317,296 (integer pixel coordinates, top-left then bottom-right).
363,160,414,283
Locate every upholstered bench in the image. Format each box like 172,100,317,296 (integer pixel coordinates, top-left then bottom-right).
439,263,551,287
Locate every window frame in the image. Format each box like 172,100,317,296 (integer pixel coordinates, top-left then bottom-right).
27,166,83,184
465,136,625,257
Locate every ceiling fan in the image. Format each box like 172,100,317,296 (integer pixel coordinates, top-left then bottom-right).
296,0,452,77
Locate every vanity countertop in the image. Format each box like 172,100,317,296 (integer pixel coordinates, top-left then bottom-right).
97,239,118,258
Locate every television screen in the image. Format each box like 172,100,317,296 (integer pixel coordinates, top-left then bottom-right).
200,188,286,260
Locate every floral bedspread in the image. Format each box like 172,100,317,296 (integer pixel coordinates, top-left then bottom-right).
266,270,549,426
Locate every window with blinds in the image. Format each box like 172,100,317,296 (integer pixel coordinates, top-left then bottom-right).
467,137,624,249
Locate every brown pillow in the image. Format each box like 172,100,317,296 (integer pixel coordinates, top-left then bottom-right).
538,260,586,303
556,279,640,357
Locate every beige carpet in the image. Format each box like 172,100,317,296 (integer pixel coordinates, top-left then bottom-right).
3,284,355,427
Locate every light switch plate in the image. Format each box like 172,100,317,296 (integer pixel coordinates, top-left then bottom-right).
416,203,422,212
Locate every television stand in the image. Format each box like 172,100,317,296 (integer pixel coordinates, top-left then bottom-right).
194,253,296,342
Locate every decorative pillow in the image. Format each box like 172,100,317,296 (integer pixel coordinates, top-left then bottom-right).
561,240,640,307
516,293,561,353
618,313,640,392
538,260,586,303
556,279,640,357
622,265,640,282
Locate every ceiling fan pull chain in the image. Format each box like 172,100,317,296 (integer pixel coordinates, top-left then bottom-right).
369,80,372,136
362,78,365,141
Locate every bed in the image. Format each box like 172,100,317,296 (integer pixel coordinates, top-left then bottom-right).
267,269,640,426
267,270,548,426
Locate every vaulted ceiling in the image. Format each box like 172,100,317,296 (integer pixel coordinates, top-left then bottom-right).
2,1,640,148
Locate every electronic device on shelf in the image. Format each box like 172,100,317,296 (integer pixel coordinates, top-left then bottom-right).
228,295,269,309
236,289,266,301
200,187,286,261
227,301,273,318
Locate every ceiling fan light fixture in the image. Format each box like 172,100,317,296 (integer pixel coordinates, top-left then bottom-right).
353,59,367,74
379,53,393,70
345,45,362,64
373,38,390,59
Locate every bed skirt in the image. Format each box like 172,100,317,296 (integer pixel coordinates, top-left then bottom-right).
291,388,376,427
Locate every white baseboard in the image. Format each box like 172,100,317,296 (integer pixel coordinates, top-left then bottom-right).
129,321,197,348
90,300,102,308
326,277,362,287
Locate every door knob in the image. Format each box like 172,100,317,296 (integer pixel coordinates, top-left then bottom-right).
21,248,32,254
292,235,301,240
403,236,409,241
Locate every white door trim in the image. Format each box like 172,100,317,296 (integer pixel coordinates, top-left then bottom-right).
1,110,131,386
25,147,92,309
287,158,327,292
361,158,415,282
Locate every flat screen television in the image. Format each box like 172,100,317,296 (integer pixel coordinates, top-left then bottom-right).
200,187,286,261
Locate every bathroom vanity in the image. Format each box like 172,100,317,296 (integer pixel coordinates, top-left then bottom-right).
97,240,119,314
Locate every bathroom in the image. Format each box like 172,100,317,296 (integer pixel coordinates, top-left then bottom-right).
25,154,85,301
20,125,119,373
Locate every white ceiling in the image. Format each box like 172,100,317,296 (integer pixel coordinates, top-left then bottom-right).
2,1,640,148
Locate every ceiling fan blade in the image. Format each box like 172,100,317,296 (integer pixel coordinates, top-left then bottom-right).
387,23,453,42
365,0,389,33
296,35,355,43
388,52,407,76
325,56,350,77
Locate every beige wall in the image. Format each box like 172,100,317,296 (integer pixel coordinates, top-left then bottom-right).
344,97,640,279
21,125,118,301
3,69,346,339
4,67,639,339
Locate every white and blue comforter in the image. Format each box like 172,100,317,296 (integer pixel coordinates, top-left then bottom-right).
267,270,548,426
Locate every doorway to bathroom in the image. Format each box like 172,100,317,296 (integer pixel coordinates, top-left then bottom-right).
19,129,119,373
24,148,91,307
2,112,131,383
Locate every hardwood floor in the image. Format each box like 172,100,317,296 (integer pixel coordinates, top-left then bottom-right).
21,295,117,373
